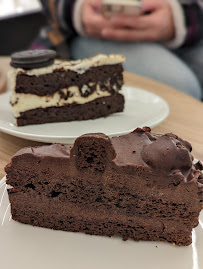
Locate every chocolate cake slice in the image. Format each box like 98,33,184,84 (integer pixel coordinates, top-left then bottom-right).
5,127,203,246
9,51,125,126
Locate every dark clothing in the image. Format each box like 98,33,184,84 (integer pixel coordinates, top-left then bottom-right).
30,0,203,57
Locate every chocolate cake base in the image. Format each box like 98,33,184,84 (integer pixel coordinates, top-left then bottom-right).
8,190,193,246
16,93,124,126
5,128,202,246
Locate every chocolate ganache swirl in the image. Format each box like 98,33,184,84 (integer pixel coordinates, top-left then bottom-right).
111,127,202,185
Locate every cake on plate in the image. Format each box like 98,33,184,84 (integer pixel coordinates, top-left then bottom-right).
9,50,125,126
5,127,203,246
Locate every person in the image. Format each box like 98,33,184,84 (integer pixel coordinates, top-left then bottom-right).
31,0,203,100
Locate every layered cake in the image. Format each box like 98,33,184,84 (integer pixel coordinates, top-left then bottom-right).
5,127,203,246
9,50,125,126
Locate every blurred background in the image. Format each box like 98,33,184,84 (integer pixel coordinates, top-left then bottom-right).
0,0,45,55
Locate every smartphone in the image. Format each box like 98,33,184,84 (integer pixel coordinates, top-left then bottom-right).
102,0,142,17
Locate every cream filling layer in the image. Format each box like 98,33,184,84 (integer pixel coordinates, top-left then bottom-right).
11,85,114,118
11,54,125,76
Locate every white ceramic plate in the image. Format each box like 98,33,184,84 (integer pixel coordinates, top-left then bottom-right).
0,86,169,144
0,176,202,269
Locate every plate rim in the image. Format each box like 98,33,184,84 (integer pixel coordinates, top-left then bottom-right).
0,86,170,143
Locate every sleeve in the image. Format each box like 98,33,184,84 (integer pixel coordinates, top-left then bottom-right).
164,0,187,49
165,0,203,49
72,0,86,36
40,0,77,42
31,0,78,59
180,0,203,46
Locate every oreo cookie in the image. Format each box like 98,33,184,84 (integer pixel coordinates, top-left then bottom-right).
10,49,56,69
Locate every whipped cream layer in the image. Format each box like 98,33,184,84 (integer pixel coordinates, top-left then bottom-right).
11,54,125,76
11,84,119,117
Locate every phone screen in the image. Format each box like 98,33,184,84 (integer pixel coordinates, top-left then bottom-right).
102,0,142,17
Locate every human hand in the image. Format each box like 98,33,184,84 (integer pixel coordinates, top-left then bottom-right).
82,0,111,38
101,0,175,42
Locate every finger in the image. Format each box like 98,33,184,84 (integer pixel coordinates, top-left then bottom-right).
85,26,103,38
101,28,158,42
83,15,110,31
83,0,104,18
85,29,102,39
83,2,110,29
142,0,163,13
88,0,103,11
110,13,156,30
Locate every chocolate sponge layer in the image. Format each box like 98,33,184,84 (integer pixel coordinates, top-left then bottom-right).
8,191,194,246
15,64,123,96
16,93,124,126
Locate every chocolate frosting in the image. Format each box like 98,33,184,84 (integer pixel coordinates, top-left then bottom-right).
10,127,202,186
111,128,201,183
140,135,193,181
13,143,70,159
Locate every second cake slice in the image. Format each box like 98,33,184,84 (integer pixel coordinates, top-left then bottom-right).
9,53,125,126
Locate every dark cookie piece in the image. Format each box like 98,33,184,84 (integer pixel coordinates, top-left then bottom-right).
10,50,56,69
11,59,55,69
